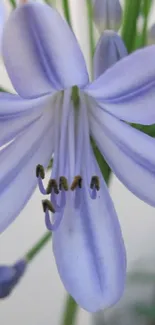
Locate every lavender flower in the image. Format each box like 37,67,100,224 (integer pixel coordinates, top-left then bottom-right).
0,259,27,298
93,0,122,32
1,2,155,311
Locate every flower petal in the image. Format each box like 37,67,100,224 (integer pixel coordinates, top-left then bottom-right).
0,92,53,146
53,153,126,312
93,31,127,79
85,46,155,124
89,104,155,206
0,108,54,233
93,0,122,32
2,3,88,98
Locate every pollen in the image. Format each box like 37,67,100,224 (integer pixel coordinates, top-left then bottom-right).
70,176,82,190
42,199,55,213
59,177,69,191
90,176,100,191
36,164,45,179
46,179,59,194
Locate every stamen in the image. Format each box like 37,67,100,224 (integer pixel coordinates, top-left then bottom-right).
59,176,69,191
42,199,56,214
36,164,46,195
71,176,82,190
46,179,59,195
36,164,45,179
90,176,100,191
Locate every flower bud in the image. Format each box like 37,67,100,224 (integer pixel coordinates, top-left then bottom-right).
93,0,122,33
93,30,127,79
0,259,27,298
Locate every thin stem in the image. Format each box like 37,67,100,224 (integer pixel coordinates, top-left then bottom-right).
140,0,151,47
25,232,51,262
62,0,72,27
86,0,95,78
61,296,78,325
121,0,142,53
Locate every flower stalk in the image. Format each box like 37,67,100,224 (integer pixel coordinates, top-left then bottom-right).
140,0,151,47
86,0,95,77
121,0,142,52
25,232,51,262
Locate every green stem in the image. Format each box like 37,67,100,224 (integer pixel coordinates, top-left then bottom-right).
9,0,16,9
86,0,95,78
61,296,78,325
140,0,151,47
121,0,142,53
25,232,51,262
62,0,72,27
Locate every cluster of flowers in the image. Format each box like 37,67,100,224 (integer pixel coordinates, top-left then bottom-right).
1,0,155,313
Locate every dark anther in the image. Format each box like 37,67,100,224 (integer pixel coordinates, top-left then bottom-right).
90,176,100,191
59,177,69,191
42,199,55,213
70,176,82,190
46,179,59,195
36,164,45,179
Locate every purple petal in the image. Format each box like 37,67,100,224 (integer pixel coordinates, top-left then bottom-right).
53,152,126,312
85,46,155,125
93,0,122,32
0,108,54,233
89,104,155,206
0,92,52,146
2,3,88,99
93,31,127,79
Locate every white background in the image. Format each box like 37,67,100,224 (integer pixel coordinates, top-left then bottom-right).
1,0,155,324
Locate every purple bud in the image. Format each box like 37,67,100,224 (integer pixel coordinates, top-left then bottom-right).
0,259,27,298
93,30,128,79
93,0,122,33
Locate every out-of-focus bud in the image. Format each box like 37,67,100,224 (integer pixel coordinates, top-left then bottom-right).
0,259,27,298
93,30,127,79
148,24,155,45
93,0,122,33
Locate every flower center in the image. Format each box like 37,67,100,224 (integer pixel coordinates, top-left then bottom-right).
36,89,100,231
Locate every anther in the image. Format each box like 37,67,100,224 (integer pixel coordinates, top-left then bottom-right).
42,199,55,213
71,176,82,191
90,176,100,191
46,179,59,195
36,164,45,179
59,177,69,191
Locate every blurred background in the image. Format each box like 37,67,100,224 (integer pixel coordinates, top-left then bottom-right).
1,0,155,324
